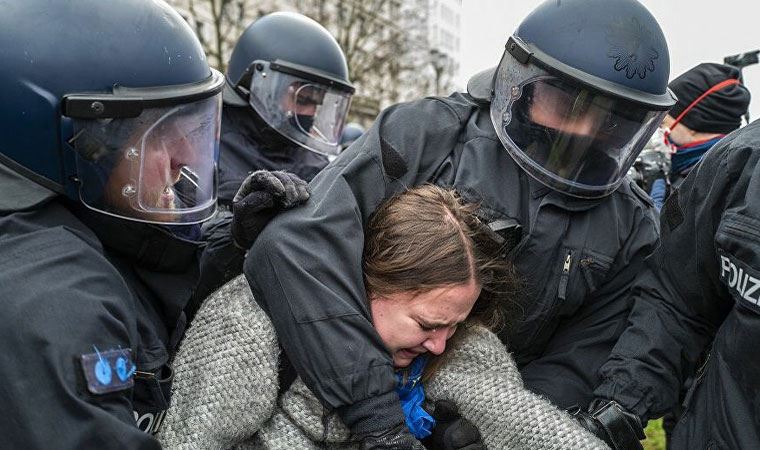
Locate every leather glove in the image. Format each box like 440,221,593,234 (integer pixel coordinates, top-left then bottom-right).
231,170,309,250
569,399,645,450
341,391,424,450
422,400,486,450
359,422,425,450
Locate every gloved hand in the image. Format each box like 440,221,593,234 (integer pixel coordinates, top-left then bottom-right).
422,400,486,450
231,170,309,250
359,422,426,450
569,399,644,450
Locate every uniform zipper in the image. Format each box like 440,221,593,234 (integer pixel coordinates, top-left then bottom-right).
558,250,573,301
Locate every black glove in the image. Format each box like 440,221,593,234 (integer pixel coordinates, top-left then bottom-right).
359,422,425,450
569,399,645,450
341,393,425,450
231,170,309,250
422,400,486,450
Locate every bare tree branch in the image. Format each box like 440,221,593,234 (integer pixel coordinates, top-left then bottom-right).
167,0,457,124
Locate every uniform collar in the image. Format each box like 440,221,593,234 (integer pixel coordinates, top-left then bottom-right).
72,206,201,273
531,183,607,211
0,158,57,213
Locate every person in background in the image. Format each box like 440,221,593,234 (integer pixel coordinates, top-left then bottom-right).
339,122,366,154
217,11,354,203
191,11,354,306
648,63,751,211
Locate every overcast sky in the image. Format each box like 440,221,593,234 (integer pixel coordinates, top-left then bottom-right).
458,0,760,120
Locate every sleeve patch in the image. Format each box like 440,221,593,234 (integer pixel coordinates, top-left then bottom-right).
662,189,685,232
718,249,760,313
80,347,135,395
379,135,408,180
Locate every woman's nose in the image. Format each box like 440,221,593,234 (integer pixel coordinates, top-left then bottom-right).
422,330,448,355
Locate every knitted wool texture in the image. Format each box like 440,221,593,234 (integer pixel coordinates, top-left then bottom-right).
158,276,607,450
157,276,280,449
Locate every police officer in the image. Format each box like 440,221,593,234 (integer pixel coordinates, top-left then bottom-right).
191,12,354,306
647,63,750,211
240,0,676,448
218,11,355,204
631,62,751,446
339,122,366,154
592,118,760,449
0,1,224,447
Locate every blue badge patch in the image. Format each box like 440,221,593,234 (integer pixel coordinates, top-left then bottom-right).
81,347,136,395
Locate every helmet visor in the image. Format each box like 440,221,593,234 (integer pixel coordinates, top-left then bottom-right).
248,61,352,155
491,53,666,198
71,95,222,224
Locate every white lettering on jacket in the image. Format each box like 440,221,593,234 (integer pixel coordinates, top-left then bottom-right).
720,255,760,306
133,410,166,435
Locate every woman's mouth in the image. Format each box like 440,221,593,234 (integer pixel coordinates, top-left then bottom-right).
397,349,422,359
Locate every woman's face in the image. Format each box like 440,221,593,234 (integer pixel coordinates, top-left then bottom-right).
370,280,481,368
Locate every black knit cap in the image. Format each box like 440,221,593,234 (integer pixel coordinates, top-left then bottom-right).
668,63,751,134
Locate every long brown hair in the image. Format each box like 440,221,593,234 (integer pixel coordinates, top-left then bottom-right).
363,184,522,378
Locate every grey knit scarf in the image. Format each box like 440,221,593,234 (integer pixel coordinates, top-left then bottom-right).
158,276,607,450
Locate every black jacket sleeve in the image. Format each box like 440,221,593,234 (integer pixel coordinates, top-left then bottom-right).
0,223,160,449
244,97,468,433
594,131,759,421
189,210,243,320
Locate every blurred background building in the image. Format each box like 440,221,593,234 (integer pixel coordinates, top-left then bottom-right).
167,0,463,126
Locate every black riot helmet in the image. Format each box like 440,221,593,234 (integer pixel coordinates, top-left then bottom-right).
0,0,224,224
471,0,677,199
227,12,355,156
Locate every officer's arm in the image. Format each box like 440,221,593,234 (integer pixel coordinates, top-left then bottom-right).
245,98,463,443
0,231,160,449
594,141,740,423
189,210,242,321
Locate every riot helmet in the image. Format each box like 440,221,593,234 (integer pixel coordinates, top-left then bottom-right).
0,0,224,224
340,123,366,150
227,12,355,156
486,0,677,198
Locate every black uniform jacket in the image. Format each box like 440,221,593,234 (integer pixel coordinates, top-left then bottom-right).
195,98,330,311
245,92,659,426
596,119,760,449
217,105,328,205
0,172,199,449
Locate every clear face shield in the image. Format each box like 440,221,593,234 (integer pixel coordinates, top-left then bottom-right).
490,51,668,198
244,60,354,156
65,72,224,224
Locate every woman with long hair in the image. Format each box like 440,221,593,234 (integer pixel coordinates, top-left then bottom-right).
158,185,605,449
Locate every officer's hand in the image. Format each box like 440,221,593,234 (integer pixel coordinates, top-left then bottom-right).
569,399,644,450
359,422,426,450
231,170,309,250
422,400,486,450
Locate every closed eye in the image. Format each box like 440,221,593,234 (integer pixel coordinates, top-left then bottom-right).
418,322,437,332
